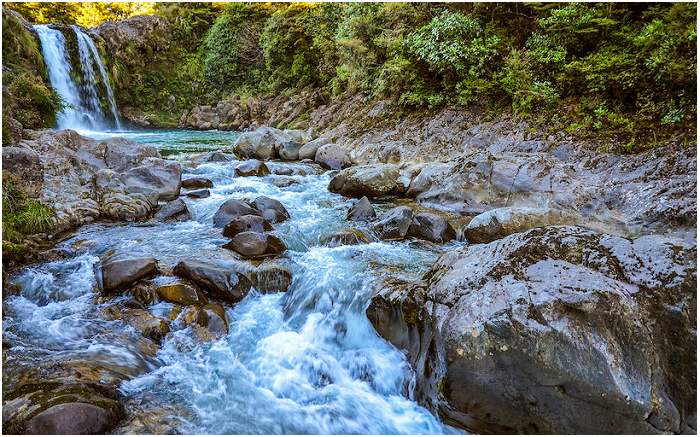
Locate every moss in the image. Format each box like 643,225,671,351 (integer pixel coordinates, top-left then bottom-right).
403,311,418,326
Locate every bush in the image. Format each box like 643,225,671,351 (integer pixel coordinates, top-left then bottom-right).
2,171,53,247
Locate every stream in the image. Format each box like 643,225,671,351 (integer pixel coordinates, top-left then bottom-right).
3,129,467,434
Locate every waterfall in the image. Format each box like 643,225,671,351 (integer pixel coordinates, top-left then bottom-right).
35,24,122,131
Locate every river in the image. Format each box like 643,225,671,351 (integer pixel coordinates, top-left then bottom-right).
3,129,467,434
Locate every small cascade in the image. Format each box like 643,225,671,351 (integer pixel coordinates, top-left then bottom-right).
35,24,121,131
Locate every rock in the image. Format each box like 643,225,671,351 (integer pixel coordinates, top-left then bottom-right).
272,167,294,176
153,198,189,222
173,260,252,303
367,226,696,434
223,232,287,259
234,160,270,177
278,141,301,161
156,282,205,306
103,137,158,172
181,177,213,189
328,164,400,198
186,189,210,199
251,196,290,223
94,169,158,221
222,214,273,238
253,261,292,293
197,304,229,336
315,144,351,170
298,137,330,160
320,230,370,247
200,151,229,162
232,126,291,160
372,206,413,240
25,402,118,435
97,258,159,294
464,206,571,244
2,147,44,197
128,282,157,305
121,157,182,201
270,177,300,188
347,196,377,221
128,310,171,342
406,213,457,243
212,199,259,228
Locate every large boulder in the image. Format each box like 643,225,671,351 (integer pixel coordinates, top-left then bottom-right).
298,137,330,160
328,164,400,198
222,214,273,239
121,157,181,201
173,260,252,303
315,144,351,170
223,232,287,259
251,196,290,223
103,137,158,172
234,160,270,177
406,213,456,243
347,196,376,221
277,141,302,161
372,206,413,240
2,147,44,197
212,199,259,228
367,226,696,434
153,198,189,222
464,206,572,243
232,126,290,160
96,258,159,294
25,402,119,435
94,169,158,221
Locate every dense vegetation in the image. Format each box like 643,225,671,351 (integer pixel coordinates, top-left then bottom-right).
1,171,53,256
6,2,156,27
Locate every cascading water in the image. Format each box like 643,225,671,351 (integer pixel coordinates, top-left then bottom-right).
35,24,121,130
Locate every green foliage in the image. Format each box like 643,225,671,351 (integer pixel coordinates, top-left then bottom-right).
6,2,157,27
2,171,54,249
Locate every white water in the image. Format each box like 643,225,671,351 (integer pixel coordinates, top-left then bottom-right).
3,131,466,434
34,24,121,130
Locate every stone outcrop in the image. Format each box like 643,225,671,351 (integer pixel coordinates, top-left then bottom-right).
463,206,571,243
328,164,400,198
367,226,696,434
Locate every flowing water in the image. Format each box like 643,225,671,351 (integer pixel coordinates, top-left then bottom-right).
35,25,121,130
3,130,467,434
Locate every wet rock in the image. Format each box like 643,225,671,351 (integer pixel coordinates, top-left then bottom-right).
320,230,370,247
212,198,259,228
156,282,205,306
270,177,300,188
253,261,293,293
328,164,400,198
2,147,44,197
315,144,351,170
97,258,159,294
222,214,273,238
273,167,294,176
25,402,118,435
128,282,157,306
121,157,182,201
464,206,571,244
232,126,290,160
197,304,229,335
128,309,171,342
186,188,210,199
347,196,377,221
234,160,270,177
406,213,457,243
278,141,302,161
299,137,330,160
153,198,189,222
223,232,287,259
251,196,290,223
173,260,252,303
367,226,697,434
372,206,413,240
181,177,213,189
200,151,229,162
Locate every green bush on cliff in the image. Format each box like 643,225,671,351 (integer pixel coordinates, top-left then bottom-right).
2,171,53,254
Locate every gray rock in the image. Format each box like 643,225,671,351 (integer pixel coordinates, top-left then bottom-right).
372,206,413,240
278,141,302,161
197,304,229,335
200,151,229,162
251,196,290,223
186,188,210,199
173,260,252,303
235,160,270,177
153,198,189,222
320,230,370,247
406,213,456,243
222,214,273,239
232,126,291,160
464,206,571,243
223,232,287,259
315,144,351,170
26,402,117,435
367,226,696,434
96,257,159,294
103,137,158,172
347,196,376,221
253,261,292,293
2,147,44,197
121,157,181,201
212,199,259,228
298,137,330,160
328,164,400,198
181,177,213,189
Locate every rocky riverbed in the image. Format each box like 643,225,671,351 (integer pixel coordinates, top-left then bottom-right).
2,120,696,434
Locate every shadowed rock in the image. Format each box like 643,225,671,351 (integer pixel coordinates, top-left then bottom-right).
97,258,159,294
372,206,413,240
153,198,189,222
223,232,287,259
212,199,259,228
222,214,273,238
235,160,270,177
173,260,252,303
181,177,213,189
347,196,377,221
407,213,456,243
